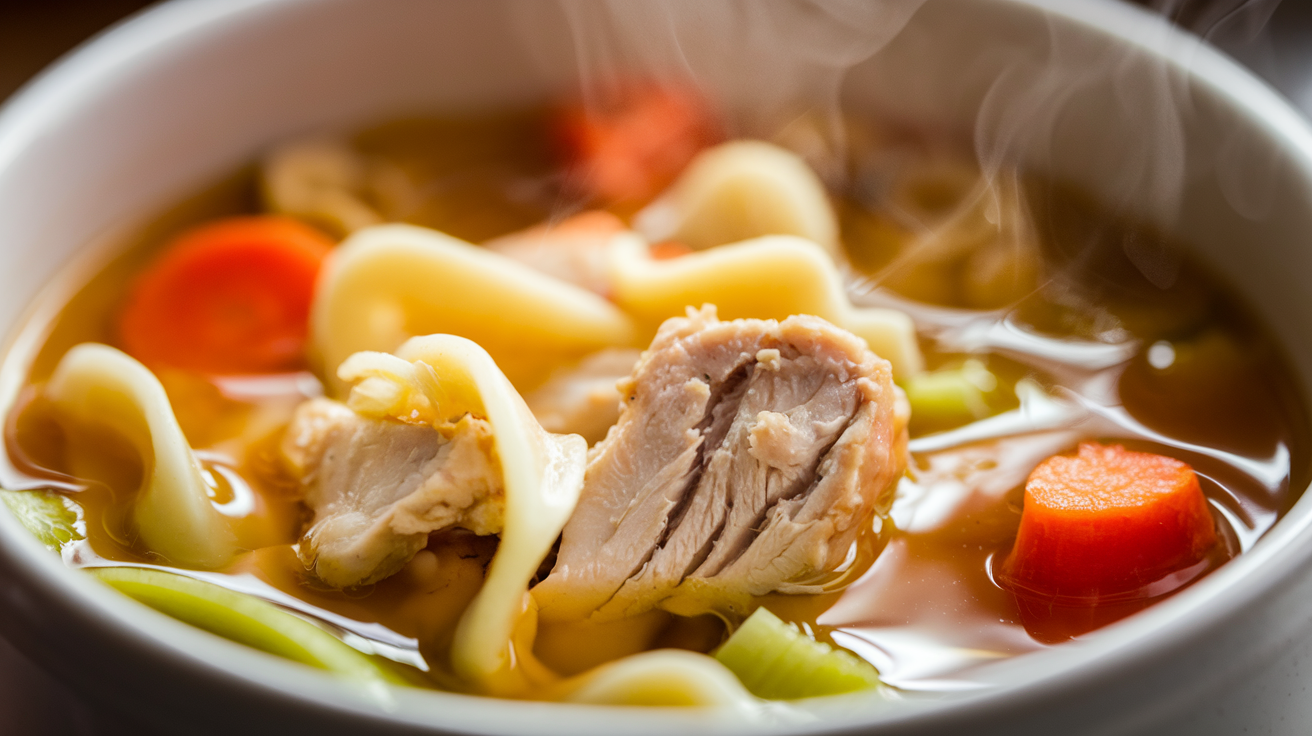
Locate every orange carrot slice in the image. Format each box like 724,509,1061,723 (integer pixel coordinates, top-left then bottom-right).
118,216,333,375
554,83,723,204
1004,442,1217,599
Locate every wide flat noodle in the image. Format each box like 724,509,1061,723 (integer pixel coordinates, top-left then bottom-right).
45,344,234,568
608,235,924,379
635,140,839,256
338,335,587,690
554,650,757,708
311,224,638,394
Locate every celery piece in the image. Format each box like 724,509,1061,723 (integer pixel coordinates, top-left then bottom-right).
1,490,83,552
714,607,879,700
91,567,406,685
903,358,998,428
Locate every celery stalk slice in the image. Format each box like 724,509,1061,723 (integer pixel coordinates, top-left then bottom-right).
1,490,83,551
91,567,406,685
714,607,880,700
904,358,999,428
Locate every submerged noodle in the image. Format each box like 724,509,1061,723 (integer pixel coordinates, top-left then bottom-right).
45,344,235,568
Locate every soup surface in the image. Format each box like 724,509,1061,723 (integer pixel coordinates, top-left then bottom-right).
1,99,1306,702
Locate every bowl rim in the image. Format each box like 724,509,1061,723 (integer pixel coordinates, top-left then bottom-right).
1,0,1311,733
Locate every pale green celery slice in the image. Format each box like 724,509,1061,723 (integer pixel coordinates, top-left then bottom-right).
903,358,998,426
1,490,83,551
714,607,880,700
91,567,406,685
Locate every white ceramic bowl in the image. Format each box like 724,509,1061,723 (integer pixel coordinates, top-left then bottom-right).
1,1,1311,733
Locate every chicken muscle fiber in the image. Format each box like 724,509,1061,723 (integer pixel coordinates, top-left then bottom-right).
533,307,907,622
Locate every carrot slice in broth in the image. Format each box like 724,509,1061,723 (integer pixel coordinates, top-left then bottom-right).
118,216,333,374
1004,442,1217,600
554,83,723,204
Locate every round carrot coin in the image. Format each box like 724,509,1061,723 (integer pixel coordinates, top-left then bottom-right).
1004,442,1217,599
118,216,333,374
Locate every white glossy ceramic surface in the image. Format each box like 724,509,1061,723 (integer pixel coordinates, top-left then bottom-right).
0,1,1310,734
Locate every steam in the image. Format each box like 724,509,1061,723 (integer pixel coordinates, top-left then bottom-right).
972,12,1196,290
1149,0,1284,233
1152,0,1280,50
520,0,1284,296
557,0,923,120
1155,0,1284,224
525,0,925,182
947,0,1282,293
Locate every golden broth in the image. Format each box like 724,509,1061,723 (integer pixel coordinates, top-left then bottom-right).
2,109,1307,695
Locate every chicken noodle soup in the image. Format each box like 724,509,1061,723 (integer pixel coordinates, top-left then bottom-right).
0,96,1306,704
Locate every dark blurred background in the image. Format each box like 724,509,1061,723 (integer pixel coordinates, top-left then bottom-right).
0,0,1310,733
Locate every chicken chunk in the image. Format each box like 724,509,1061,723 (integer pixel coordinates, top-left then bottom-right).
281,398,504,588
533,306,907,621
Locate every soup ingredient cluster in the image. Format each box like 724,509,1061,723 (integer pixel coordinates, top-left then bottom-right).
533,306,908,622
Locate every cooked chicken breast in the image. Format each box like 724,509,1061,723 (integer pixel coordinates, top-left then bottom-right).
282,398,504,588
533,306,907,622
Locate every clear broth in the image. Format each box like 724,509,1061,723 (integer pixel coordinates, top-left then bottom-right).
2,109,1307,695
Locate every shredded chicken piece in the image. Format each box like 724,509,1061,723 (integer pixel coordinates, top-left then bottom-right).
282,397,504,588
